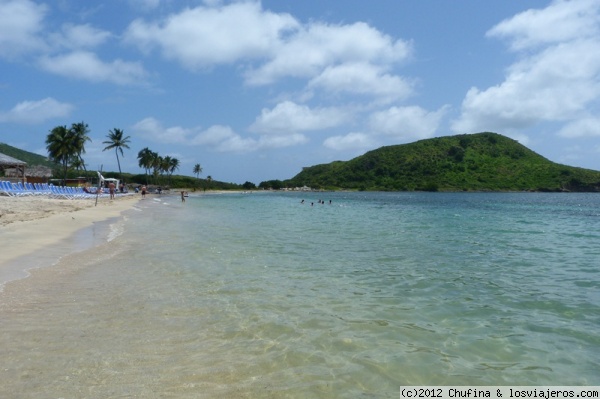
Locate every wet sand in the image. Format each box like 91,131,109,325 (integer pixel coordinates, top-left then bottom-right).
1,194,139,267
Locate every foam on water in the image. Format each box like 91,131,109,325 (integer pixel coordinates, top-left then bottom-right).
1,192,599,397
106,216,126,242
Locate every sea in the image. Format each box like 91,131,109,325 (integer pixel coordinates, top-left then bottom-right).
1,191,599,398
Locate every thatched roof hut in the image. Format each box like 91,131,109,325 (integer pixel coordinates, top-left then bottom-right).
24,165,53,182
0,152,26,181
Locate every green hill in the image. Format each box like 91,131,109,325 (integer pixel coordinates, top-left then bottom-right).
0,142,54,168
286,132,600,192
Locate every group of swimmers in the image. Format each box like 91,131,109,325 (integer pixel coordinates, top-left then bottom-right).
300,199,332,206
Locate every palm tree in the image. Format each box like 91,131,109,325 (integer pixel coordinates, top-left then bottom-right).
160,156,171,185
168,157,179,183
46,125,77,182
193,163,202,190
206,175,212,192
151,153,162,184
137,147,154,185
102,128,131,178
71,157,86,173
70,122,91,174
193,163,202,178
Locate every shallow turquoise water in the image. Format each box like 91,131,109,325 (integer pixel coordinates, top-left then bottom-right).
1,192,599,397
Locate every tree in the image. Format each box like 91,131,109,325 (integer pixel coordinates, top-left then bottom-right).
193,163,203,190
193,163,202,178
168,157,180,185
70,121,91,174
159,155,170,185
205,175,212,191
71,157,86,173
137,147,154,185
46,125,77,182
103,128,131,178
259,179,284,190
160,155,179,186
151,153,162,184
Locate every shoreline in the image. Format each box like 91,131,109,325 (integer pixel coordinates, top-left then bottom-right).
0,194,140,288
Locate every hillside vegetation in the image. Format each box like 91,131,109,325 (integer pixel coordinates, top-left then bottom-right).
285,132,600,192
0,143,54,168
0,142,242,190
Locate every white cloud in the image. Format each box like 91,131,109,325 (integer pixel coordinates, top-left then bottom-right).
257,133,308,149
190,125,237,146
215,135,258,153
0,2,146,87
487,0,600,51
370,105,448,140
0,0,47,59
213,132,308,153
558,117,600,138
308,62,413,103
323,132,376,152
49,23,112,50
453,0,600,135
124,2,298,69
132,117,193,144
38,51,148,85
123,1,412,104
454,39,600,134
250,101,349,134
246,21,412,85
312,104,448,154
0,97,73,124
132,116,308,153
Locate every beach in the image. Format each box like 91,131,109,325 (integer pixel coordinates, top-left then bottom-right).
0,194,140,284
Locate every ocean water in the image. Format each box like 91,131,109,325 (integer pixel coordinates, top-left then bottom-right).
1,191,599,398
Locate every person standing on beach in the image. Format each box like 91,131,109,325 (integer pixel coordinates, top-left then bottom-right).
141,185,146,199
108,182,116,200
181,191,186,202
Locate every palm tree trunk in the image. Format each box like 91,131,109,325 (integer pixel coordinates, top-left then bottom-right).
63,159,69,183
115,148,122,178
80,155,88,174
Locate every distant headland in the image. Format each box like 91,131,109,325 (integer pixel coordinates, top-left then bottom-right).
280,132,600,192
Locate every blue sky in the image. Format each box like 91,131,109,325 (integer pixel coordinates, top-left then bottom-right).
1,0,600,184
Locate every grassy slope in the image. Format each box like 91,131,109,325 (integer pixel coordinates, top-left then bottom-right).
287,132,600,192
0,142,54,168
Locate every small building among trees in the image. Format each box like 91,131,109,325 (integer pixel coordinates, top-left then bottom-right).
23,165,53,184
0,152,53,183
0,152,26,183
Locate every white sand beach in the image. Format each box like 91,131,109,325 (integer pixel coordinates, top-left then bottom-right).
1,194,140,268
